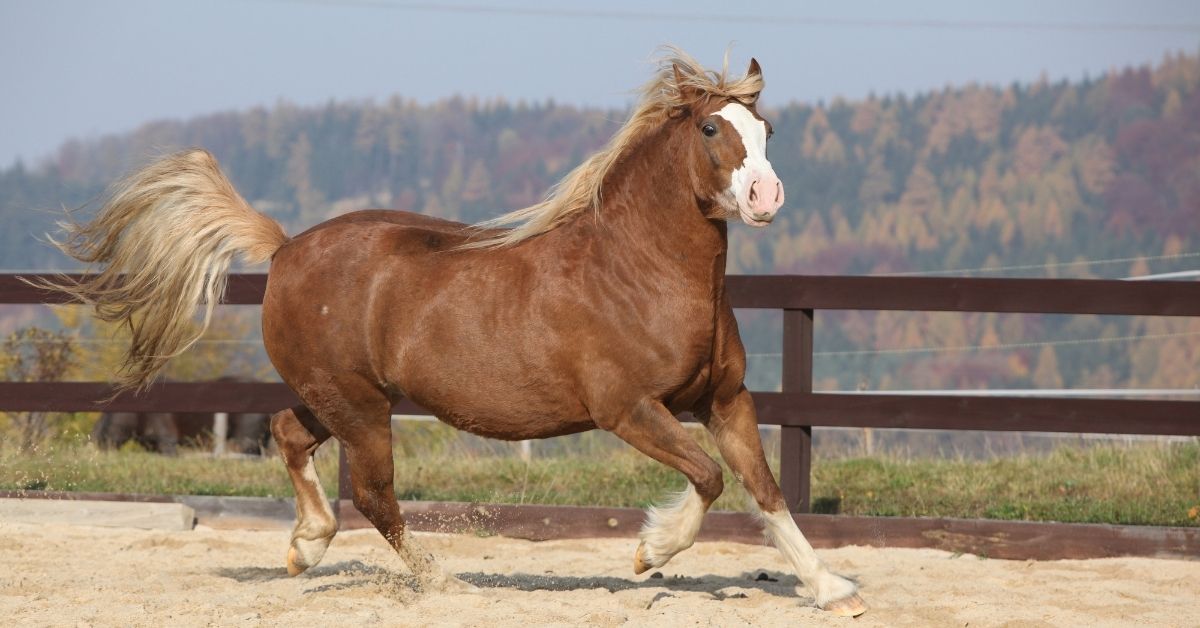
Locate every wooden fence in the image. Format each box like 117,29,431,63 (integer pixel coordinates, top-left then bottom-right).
3,273,1198,511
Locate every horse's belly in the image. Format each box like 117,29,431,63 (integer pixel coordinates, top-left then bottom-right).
665,363,713,414
427,405,597,441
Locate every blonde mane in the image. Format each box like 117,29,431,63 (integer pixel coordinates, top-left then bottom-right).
462,47,765,249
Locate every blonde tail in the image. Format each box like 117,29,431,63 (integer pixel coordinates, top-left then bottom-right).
33,148,289,392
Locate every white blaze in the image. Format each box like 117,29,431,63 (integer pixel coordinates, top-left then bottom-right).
714,102,773,219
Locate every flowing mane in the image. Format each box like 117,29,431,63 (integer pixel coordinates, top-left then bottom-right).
462,48,765,249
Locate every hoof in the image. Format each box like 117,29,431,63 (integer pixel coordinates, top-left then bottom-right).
286,546,307,576
822,593,867,617
633,542,653,575
287,533,333,576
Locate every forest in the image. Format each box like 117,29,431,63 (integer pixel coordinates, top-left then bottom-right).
1,51,1196,394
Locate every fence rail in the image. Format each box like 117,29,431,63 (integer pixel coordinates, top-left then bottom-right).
3,273,1198,513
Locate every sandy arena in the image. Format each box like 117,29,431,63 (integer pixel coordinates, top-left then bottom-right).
1,519,1197,627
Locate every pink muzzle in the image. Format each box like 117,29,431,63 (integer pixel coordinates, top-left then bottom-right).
744,170,785,224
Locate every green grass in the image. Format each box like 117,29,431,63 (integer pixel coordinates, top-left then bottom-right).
1,425,1197,527
811,444,1200,526
0,442,328,498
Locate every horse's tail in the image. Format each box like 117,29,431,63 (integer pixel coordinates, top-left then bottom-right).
33,148,289,393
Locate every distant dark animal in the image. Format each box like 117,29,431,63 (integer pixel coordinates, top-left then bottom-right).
91,410,271,456
41,49,865,616
91,411,180,455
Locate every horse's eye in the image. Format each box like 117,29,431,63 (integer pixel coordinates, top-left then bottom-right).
702,123,717,137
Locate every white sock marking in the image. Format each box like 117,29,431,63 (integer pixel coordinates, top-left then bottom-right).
759,509,858,607
639,483,707,568
291,457,337,569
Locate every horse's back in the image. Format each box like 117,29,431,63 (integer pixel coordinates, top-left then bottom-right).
290,209,492,245
262,207,479,353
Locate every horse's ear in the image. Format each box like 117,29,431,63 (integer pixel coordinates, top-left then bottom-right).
747,57,762,78
672,63,688,89
672,63,703,107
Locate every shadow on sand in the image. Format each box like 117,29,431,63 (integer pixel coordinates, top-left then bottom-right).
213,560,399,591
215,561,809,600
456,569,802,598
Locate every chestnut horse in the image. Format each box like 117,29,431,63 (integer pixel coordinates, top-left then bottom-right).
41,50,865,616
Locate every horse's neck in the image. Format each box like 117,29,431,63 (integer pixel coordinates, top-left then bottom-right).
567,128,729,290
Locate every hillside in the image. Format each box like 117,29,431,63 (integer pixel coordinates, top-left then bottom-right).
1,52,1197,394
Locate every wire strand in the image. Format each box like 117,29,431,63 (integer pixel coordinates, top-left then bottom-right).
871,251,1200,278
742,329,1200,360
241,0,1200,33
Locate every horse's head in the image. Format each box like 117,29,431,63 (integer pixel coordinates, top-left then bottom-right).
675,58,784,227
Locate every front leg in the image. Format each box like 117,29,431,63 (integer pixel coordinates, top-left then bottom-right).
704,386,866,617
599,398,724,574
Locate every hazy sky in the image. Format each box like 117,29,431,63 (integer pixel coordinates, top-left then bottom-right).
2,0,1197,166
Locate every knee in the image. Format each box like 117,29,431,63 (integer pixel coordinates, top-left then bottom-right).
351,482,393,519
270,409,310,461
350,485,375,514
694,459,724,504
269,409,294,443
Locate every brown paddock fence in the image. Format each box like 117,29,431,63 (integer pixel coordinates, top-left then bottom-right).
2,273,1198,559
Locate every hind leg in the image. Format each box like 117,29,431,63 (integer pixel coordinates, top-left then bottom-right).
270,405,336,575
301,376,472,590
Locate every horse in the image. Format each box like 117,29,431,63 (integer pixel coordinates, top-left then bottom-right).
39,49,866,616
91,377,272,456
91,410,271,456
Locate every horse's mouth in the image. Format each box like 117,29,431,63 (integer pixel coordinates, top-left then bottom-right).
739,210,774,227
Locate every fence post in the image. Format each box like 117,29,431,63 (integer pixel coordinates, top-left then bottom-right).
780,308,814,513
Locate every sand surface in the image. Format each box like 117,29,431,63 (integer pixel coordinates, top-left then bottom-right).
1,519,1197,627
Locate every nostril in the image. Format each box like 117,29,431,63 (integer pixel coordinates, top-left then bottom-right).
775,180,783,203
748,181,759,203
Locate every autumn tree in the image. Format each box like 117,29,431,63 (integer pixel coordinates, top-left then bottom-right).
2,328,77,451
